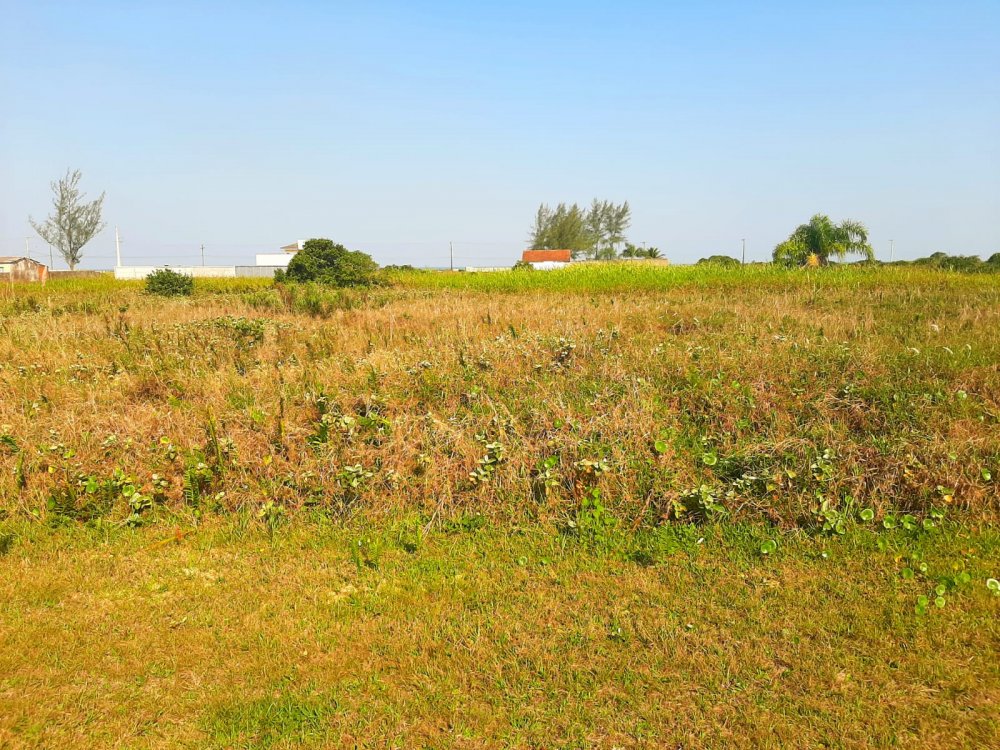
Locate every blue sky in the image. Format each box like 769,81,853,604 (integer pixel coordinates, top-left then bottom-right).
1,0,998,268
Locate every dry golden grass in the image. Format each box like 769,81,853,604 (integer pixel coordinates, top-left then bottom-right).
0,267,997,526
1,266,998,748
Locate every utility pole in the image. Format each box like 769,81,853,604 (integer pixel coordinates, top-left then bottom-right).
741,238,746,266
449,241,453,271
201,243,205,266
115,226,122,268
889,239,895,263
48,244,54,268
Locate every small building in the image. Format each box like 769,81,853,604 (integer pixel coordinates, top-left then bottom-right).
255,240,304,268
522,248,572,270
0,256,48,284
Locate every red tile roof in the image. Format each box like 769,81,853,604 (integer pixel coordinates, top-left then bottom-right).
522,249,572,263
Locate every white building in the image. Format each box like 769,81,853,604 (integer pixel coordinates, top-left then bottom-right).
255,240,303,267
522,248,572,270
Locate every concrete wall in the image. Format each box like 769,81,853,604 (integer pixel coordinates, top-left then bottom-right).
235,266,283,278
115,265,288,280
114,266,237,280
48,270,112,279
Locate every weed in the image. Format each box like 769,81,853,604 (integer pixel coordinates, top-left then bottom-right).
673,485,727,523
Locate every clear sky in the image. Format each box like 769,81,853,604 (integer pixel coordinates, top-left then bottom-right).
2,0,998,268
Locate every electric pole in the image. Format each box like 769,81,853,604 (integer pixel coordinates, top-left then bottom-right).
889,239,895,263
741,238,746,266
115,226,122,268
201,243,205,266
25,237,32,261
48,244,53,268
449,241,454,271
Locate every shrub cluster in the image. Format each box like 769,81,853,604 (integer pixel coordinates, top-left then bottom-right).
145,268,193,296
888,252,1000,274
697,255,741,268
284,239,379,287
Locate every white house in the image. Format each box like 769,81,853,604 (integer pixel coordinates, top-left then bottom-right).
255,240,303,267
522,248,572,270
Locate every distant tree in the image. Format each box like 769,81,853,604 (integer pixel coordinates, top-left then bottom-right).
530,200,631,260
529,203,593,258
29,169,106,270
285,239,379,287
622,243,662,259
604,201,631,257
893,252,999,273
773,214,873,267
697,255,741,268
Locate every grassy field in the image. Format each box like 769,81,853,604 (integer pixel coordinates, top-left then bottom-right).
1,264,999,748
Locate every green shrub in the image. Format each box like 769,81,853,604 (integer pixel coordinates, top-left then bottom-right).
891,252,1000,274
145,268,194,296
285,238,379,287
697,255,741,268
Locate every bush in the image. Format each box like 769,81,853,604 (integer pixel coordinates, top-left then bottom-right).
512,260,535,271
891,252,1000,274
285,239,379,287
146,268,193,296
697,255,741,268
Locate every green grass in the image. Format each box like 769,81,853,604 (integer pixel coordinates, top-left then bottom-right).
1,518,998,748
387,261,1000,294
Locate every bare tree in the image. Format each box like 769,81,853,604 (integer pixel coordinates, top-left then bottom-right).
30,169,106,270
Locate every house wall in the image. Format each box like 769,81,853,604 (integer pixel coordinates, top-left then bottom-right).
528,261,570,271
255,253,295,267
1,259,48,283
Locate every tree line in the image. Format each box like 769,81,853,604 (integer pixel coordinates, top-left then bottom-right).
26,171,996,273
528,199,660,260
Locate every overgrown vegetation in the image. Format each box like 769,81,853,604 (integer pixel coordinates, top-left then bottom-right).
1,265,998,747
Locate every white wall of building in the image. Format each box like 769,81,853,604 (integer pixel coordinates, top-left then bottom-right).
529,261,570,271
255,253,295,267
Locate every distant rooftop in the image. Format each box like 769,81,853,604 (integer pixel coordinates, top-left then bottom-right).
522,249,572,263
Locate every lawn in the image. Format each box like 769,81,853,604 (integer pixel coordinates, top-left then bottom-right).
1,264,998,748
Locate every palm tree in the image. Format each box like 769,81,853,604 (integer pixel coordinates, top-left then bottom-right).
773,214,873,267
